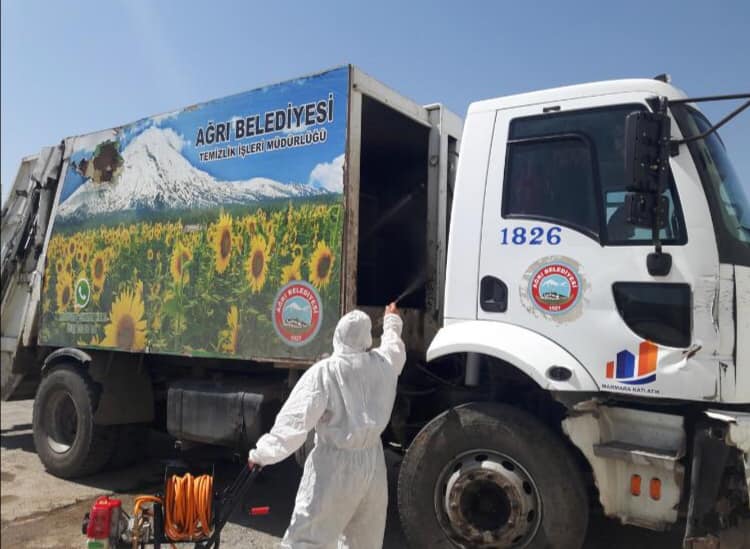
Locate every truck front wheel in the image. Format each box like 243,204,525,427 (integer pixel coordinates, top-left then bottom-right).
398,402,588,549
32,365,116,478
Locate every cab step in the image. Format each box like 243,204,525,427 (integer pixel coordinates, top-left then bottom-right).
594,440,681,469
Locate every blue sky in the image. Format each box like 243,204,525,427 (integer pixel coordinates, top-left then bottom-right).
2,0,748,205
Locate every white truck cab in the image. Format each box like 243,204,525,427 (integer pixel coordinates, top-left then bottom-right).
401,79,749,548
434,78,747,403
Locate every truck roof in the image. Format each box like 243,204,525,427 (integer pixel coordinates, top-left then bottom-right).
468,78,689,114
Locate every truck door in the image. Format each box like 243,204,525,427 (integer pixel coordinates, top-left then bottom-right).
477,94,722,401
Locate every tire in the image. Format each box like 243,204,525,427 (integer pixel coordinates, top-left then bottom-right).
107,423,149,470
32,365,117,478
398,402,588,549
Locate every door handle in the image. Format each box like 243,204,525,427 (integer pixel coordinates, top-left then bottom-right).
480,276,508,313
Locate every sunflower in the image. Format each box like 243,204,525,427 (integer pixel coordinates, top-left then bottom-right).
170,241,193,285
280,256,303,285
91,286,103,305
151,310,163,332
68,240,76,256
147,249,154,261
146,281,158,299
219,306,239,353
245,235,268,294
309,241,335,289
55,259,64,273
264,220,276,249
91,251,107,290
56,271,74,311
243,215,257,235
212,212,233,273
101,287,147,351
233,233,243,254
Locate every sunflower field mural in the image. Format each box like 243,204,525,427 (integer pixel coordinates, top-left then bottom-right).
40,67,349,361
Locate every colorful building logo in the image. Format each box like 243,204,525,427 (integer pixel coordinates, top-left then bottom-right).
605,341,658,385
529,262,580,314
273,282,322,347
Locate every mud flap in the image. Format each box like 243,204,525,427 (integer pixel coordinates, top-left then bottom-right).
683,410,750,547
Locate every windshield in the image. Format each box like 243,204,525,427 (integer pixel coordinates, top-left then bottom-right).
672,105,750,265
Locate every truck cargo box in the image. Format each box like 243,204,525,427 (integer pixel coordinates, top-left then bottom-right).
37,66,461,365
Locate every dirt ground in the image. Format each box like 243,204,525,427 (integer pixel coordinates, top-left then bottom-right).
3,399,747,548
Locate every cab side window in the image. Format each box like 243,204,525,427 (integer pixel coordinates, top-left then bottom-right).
503,105,687,244
504,136,599,238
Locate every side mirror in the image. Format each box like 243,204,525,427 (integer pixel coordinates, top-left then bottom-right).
624,103,673,277
624,192,669,229
624,111,670,193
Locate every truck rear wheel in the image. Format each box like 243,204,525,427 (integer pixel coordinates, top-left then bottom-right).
32,365,116,478
398,402,588,549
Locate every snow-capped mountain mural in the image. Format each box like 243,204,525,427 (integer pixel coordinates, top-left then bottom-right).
42,65,349,363
57,127,329,221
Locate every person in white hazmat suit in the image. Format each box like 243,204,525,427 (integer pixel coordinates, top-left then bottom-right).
248,303,406,548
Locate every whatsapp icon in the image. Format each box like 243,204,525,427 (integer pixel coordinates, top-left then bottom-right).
75,278,91,309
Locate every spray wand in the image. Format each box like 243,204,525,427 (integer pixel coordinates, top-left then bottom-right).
393,269,427,305
373,268,427,331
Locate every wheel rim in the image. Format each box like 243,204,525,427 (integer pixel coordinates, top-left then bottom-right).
44,390,79,454
434,449,542,548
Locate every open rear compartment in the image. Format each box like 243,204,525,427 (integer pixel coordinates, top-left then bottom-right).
357,96,430,311
341,68,461,356
343,70,435,355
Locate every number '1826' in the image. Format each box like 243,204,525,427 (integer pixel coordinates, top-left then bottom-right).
500,226,562,245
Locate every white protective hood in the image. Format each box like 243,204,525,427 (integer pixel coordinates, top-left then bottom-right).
332,310,373,355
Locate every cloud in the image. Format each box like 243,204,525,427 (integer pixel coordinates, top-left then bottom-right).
309,154,344,193
286,301,310,312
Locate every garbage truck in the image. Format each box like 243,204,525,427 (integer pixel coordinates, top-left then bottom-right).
2,65,748,548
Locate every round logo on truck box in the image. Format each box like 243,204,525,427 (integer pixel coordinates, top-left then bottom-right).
273,281,322,346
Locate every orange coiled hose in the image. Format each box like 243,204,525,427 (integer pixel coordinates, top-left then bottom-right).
164,473,213,541
132,473,213,547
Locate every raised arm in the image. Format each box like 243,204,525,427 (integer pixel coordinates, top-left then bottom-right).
375,303,407,375
248,363,327,467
